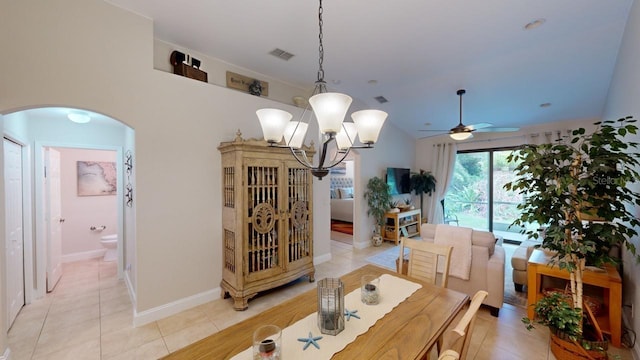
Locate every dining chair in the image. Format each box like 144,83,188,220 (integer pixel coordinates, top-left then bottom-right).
438,349,460,360
399,236,453,288
440,290,489,359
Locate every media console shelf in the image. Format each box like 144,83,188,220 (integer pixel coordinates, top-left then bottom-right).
383,209,421,245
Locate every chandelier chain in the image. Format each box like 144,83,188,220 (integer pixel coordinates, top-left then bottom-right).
317,0,325,83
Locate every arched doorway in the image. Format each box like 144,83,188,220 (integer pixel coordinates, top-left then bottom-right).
2,106,134,310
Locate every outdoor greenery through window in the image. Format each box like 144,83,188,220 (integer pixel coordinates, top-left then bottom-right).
444,148,537,243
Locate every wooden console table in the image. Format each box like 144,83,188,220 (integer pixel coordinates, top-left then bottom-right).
527,249,622,347
383,209,421,245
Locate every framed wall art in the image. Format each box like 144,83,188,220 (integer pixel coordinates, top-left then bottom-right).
77,161,117,196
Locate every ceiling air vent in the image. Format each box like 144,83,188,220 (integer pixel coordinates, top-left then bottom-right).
374,96,388,104
269,48,295,61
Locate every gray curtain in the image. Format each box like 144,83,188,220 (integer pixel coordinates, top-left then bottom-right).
427,142,457,224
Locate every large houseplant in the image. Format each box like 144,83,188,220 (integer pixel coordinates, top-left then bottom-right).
364,176,392,246
410,169,436,222
505,116,640,358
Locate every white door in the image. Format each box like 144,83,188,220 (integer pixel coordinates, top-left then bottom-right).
4,139,25,328
46,148,63,292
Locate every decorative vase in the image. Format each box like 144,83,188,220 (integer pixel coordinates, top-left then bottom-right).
372,234,383,247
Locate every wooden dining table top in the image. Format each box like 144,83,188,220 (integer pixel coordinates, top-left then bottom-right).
161,264,469,360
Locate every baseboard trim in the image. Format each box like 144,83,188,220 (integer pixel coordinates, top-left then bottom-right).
622,311,639,360
133,287,220,327
61,249,105,263
314,253,332,265
353,239,371,249
124,269,137,307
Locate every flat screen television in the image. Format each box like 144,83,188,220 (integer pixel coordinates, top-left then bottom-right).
386,167,411,195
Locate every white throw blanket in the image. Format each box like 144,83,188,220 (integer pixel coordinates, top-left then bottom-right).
434,224,473,280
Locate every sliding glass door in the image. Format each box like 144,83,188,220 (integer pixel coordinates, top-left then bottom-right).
444,148,530,242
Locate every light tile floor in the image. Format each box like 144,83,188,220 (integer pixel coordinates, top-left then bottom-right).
6,233,633,359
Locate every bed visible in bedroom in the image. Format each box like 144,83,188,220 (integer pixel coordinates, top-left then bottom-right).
330,176,354,244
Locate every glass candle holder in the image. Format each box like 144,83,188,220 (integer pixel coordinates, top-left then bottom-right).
253,325,282,360
361,275,380,305
317,277,345,335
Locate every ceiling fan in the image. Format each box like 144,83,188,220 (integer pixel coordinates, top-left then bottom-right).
420,89,519,140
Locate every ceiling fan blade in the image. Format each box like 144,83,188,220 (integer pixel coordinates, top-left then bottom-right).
474,127,520,133
419,132,448,139
466,123,493,131
418,129,449,132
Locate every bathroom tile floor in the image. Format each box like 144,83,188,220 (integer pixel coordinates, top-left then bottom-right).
7,233,633,359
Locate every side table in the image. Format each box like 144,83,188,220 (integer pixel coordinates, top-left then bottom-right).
527,249,622,347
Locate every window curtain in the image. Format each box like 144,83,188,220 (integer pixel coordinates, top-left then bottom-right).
427,142,457,224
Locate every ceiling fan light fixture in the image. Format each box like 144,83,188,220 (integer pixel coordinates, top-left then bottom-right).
449,89,472,141
450,131,473,141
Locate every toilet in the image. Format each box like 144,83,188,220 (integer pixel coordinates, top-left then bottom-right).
100,234,118,262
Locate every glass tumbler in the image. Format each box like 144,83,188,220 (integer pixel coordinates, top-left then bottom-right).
361,275,380,305
253,324,282,360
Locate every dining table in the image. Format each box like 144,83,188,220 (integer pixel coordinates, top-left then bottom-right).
161,264,469,360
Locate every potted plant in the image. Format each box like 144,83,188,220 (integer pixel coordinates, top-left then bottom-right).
409,170,436,222
364,176,392,246
505,116,640,359
388,200,400,213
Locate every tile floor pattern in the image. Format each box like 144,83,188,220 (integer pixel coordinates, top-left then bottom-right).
7,233,633,359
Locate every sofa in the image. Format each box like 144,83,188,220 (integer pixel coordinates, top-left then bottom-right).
511,239,541,292
420,223,505,316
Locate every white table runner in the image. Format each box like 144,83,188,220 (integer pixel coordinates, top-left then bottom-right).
230,273,422,359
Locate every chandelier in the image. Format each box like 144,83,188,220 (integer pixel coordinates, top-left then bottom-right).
256,0,387,180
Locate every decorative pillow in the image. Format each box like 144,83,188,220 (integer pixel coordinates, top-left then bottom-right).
338,187,354,199
330,189,339,199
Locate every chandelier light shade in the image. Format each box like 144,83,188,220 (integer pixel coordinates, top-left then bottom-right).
335,122,358,150
308,92,353,134
256,0,387,179
283,121,309,149
257,108,292,143
351,110,387,144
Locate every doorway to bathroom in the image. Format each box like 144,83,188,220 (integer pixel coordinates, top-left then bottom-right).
3,106,132,305
42,146,119,291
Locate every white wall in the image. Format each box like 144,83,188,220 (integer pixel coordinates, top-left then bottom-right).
0,0,413,342
123,127,137,292
154,39,308,108
58,148,117,260
0,114,6,356
353,122,416,248
602,0,640,357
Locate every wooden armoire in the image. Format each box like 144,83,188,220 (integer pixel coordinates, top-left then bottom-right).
218,131,315,310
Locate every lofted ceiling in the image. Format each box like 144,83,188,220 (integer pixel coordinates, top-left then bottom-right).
106,0,633,139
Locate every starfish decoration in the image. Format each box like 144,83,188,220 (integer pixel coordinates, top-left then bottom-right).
344,308,360,321
297,331,323,350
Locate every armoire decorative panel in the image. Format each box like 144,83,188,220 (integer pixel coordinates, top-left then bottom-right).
218,131,315,310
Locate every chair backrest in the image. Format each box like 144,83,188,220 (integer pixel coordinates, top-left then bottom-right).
399,237,453,288
438,349,460,360
441,290,489,359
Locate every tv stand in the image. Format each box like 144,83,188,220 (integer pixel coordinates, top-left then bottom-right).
382,209,421,245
